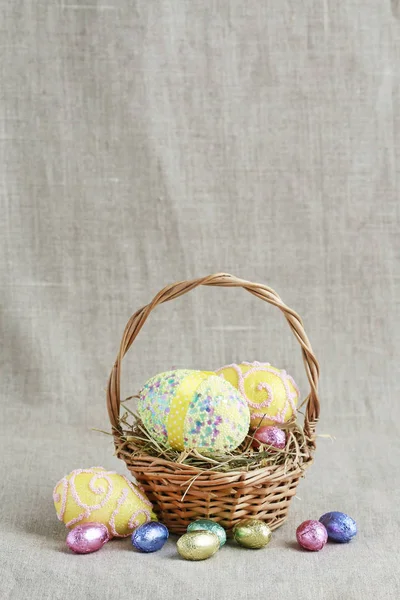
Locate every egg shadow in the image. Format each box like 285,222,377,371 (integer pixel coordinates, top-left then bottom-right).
285,541,304,551
57,547,75,555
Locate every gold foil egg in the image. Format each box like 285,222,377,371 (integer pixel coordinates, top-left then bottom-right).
177,530,220,560
233,518,272,549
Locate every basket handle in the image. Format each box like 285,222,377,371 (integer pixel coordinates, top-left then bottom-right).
107,273,320,446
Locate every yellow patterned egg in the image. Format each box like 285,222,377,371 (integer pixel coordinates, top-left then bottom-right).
138,370,250,453
216,362,299,429
177,531,220,560
53,467,157,538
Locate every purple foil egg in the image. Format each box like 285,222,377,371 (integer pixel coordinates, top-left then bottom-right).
319,512,357,543
296,520,328,551
66,522,110,554
253,426,286,449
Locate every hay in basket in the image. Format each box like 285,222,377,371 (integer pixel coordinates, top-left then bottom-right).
106,273,320,534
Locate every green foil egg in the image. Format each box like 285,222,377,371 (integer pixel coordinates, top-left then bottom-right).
233,518,272,549
187,519,227,547
177,531,220,561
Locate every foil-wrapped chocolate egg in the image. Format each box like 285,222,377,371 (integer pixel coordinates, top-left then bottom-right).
131,521,169,552
296,520,328,551
252,426,286,449
66,522,109,554
233,519,272,549
319,512,357,543
187,519,227,547
177,531,220,560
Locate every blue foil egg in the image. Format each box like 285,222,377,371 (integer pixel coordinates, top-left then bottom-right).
131,521,169,552
319,512,357,543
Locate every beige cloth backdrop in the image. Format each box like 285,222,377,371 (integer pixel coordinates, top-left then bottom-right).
1,2,399,599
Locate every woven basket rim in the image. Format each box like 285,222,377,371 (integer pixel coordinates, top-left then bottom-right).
116,437,314,481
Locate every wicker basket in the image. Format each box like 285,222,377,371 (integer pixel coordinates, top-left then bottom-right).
107,273,320,534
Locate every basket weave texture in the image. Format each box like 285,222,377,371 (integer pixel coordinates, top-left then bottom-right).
107,273,320,534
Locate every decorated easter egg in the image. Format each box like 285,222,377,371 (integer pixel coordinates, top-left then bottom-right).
177,531,220,561
233,519,272,549
296,520,328,551
187,519,227,547
252,426,286,449
216,361,299,429
319,512,357,543
131,521,169,552
66,522,109,554
138,370,250,452
53,467,157,538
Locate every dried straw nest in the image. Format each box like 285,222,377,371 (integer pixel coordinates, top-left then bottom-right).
113,396,311,475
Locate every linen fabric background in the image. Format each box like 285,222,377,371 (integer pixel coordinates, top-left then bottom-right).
1,2,399,599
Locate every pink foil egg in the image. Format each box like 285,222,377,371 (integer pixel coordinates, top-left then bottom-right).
66,522,110,554
296,520,328,551
252,426,286,449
